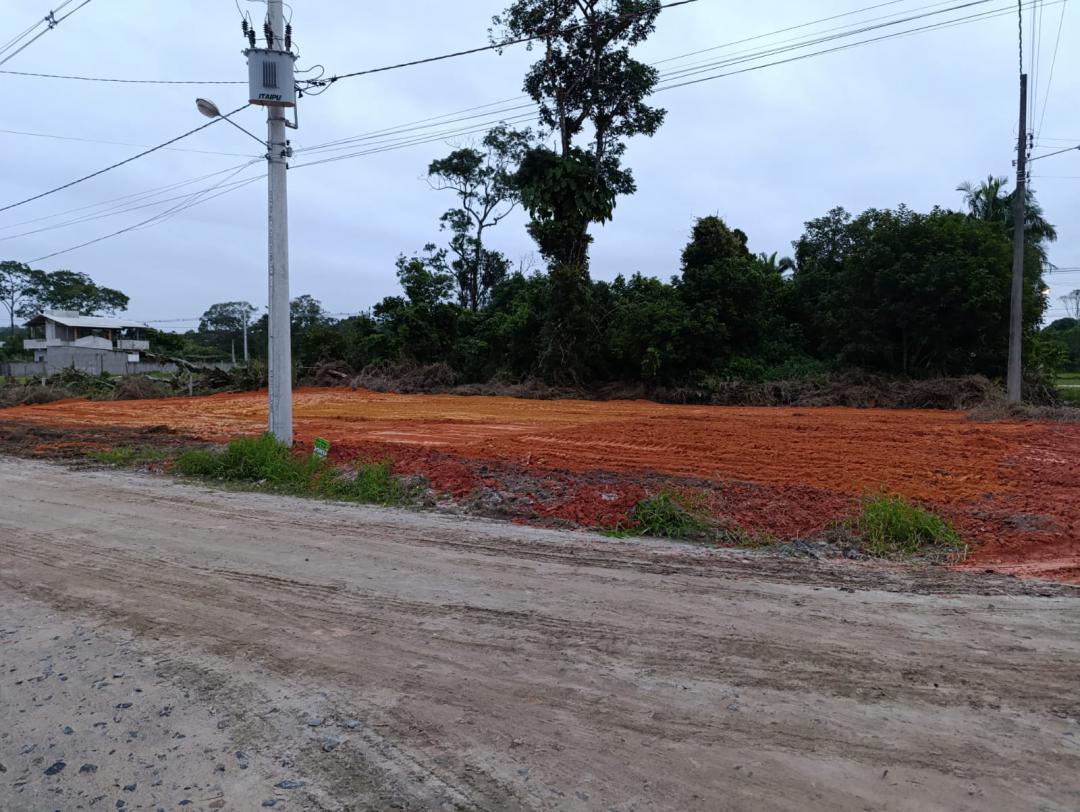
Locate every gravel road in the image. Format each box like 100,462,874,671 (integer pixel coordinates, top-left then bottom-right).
1,457,1078,811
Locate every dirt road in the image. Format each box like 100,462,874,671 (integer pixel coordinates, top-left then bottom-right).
1,458,1078,811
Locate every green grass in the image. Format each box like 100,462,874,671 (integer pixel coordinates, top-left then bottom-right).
846,492,967,561
88,445,169,467
316,458,419,506
1056,373,1080,406
175,435,326,490
629,487,714,539
174,435,418,506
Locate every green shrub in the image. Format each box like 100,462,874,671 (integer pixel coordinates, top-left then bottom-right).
174,435,325,491
629,487,713,539
847,492,966,561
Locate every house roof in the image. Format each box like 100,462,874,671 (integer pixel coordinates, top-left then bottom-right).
24,310,147,330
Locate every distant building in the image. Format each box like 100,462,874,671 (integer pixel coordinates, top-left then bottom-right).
23,310,150,374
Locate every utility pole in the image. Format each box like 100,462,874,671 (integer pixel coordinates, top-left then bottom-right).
1007,73,1028,405
199,7,296,436
265,0,294,444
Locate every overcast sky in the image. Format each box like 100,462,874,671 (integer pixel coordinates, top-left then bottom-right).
3,0,1078,329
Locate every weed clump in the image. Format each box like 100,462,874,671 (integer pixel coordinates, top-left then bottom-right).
175,435,418,506
845,492,966,561
629,487,713,539
317,458,419,506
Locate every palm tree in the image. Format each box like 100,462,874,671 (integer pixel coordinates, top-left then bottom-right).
956,175,1057,261
756,251,796,276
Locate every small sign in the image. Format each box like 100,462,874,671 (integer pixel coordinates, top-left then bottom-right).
313,437,330,459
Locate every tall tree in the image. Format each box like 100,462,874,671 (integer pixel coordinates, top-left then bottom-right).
199,301,257,334
495,0,666,270
0,261,42,338
26,270,129,316
199,301,257,360
495,0,665,381
428,125,531,311
290,295,329,332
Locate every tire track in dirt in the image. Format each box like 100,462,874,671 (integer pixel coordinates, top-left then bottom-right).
3,459,1080,809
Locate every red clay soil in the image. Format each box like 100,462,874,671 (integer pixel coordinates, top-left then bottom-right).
3,388,1078,582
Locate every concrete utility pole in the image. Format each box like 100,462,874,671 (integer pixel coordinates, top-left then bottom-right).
265,0,293,444
1007,73,1028,405
242,310,249,364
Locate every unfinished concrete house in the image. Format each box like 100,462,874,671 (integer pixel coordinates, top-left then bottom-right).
23,311,151,375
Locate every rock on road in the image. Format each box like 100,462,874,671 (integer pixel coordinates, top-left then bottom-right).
0,457,1078,811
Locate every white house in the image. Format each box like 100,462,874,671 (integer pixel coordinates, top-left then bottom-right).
23,311,150,374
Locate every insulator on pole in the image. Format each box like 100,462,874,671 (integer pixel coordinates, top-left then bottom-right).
284,23,292,51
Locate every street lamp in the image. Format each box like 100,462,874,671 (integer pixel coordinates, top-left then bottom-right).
195,83,294,445
195,97,221,119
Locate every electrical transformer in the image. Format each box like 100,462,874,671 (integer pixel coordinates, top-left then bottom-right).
245,48,296,108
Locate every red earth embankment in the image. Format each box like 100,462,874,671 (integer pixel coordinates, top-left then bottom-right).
3,388,1077,581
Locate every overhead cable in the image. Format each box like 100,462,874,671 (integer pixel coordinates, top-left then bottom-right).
0,104,250,215
0,0,93,68
298,0,701,92
0,68,245,83
1036,0,1070,136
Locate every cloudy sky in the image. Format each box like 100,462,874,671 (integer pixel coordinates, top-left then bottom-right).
3,0,1078,328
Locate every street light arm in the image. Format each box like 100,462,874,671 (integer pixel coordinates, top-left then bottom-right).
219,114,267,149
1028,143,1080,163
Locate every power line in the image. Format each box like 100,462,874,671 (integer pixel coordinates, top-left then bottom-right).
0,163,260,232
1036,0,1069,136
298,0,701,92
27,168,265,264
0,0,76,56
0,0,93,68
655,0,1056,91
0,68,245,84
0,127,260,158
654,0,1000,83
293,0,1013,161
0,161,263,243
0,104,250,215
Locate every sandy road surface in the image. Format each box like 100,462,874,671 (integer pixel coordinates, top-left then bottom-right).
1,458,1079,811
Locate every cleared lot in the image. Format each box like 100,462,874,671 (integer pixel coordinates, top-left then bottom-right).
3,388,1079,580
1,458,1078,810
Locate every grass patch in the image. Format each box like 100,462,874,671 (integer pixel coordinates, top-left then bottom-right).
629,487,713,539
844,492,967,561
88,445,169,467
175,435,325,491
316,458,420,506
174,434,418,506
